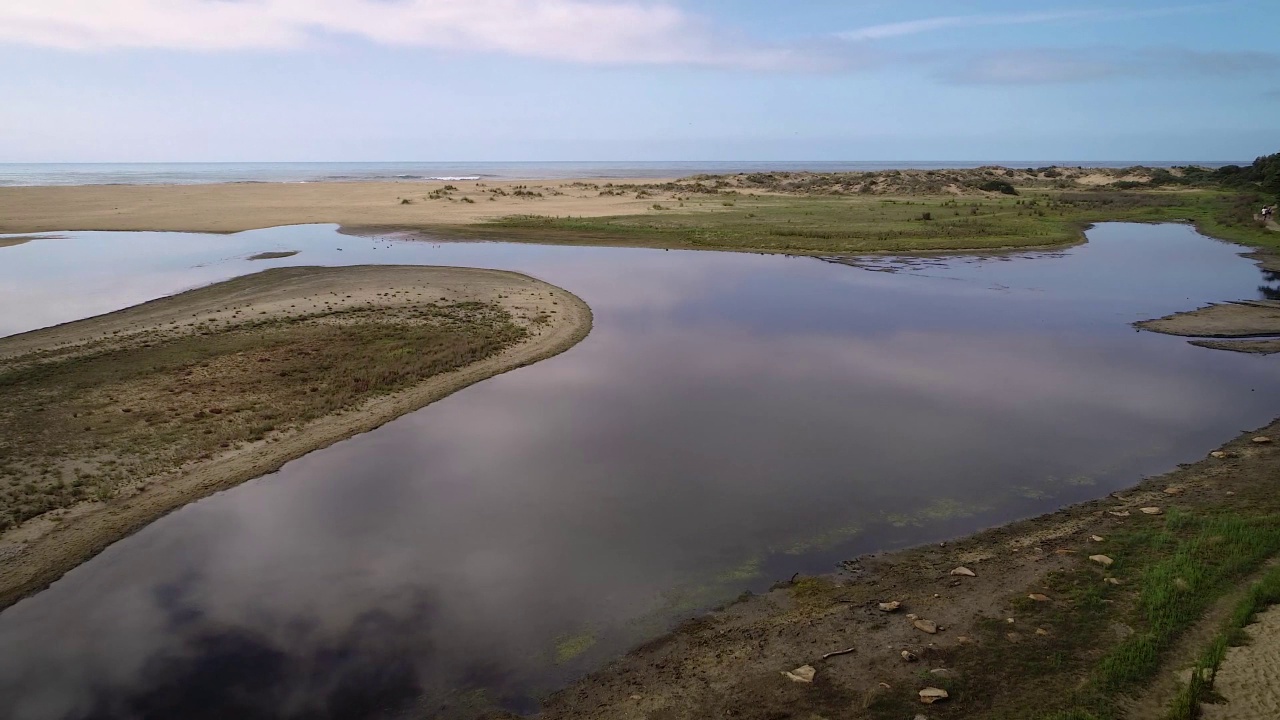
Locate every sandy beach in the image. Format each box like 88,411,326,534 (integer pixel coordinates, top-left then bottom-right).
0,179,682,234
0,265,592,610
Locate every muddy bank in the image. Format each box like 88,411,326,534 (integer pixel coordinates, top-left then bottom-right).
1137,301,1280,339
528,422,1280,719
1135,248,1280,355
0,265,592,611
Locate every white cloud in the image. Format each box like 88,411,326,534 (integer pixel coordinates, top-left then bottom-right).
0,0,801,69
839,3,1222,42
839,10,1100,42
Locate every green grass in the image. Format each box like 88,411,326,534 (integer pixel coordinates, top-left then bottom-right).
1095,511,1280,692
439,188,1278,255
1166,564,1280,719
0,301,526,531
938,510,1280,719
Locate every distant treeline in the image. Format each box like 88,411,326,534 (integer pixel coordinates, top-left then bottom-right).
1185,152,1280,199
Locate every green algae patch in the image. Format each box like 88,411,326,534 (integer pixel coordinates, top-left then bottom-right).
554,631,598,664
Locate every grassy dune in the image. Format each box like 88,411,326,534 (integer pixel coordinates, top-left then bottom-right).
448,189,1277,254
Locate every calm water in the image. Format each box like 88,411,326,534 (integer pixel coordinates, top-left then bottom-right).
0,224,1277,719
0,160,1238,186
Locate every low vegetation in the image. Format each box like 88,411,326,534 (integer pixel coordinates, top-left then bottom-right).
0,301,526,532
434,154,1280,254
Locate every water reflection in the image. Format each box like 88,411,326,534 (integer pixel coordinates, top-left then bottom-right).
0,223,1278,719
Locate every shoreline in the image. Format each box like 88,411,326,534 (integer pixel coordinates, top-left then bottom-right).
532,419,1280,719
0,265,593,611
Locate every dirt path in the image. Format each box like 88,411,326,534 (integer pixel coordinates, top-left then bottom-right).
1124,558,1280,720
1201,605,1280,719
0,265,592,611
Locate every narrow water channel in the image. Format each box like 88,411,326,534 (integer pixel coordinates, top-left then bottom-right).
0,223,1277,719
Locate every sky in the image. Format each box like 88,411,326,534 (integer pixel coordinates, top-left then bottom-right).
0,0,1277,162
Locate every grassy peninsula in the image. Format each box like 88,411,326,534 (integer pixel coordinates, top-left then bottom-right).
0,265,592,610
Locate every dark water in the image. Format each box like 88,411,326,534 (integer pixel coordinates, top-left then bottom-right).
0,224,1277,719
0,160,1239,186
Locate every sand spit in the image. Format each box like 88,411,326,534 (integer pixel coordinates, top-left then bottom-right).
0,265,592,610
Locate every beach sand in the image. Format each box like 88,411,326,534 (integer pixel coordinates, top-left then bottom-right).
0,265,592,610
0,179,681,234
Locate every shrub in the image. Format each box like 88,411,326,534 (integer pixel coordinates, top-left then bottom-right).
978,180,1018,195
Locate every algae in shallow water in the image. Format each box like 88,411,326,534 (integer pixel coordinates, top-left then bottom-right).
554,631,597,664
778,523,864,555
885,497,989,527
715,556,763,583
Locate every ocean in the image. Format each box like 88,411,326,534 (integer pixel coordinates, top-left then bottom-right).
0,160,1240,186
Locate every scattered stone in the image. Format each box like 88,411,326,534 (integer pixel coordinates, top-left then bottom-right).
1090,535,1105,542
1108,510,1131,518
1006,632,1022,643
1140,507,1163,515
929,668,957,679
1035,628,1050,636
933,593,941,598
782,665,816,684
629,694,643,701
1105,577,1122,585
906,613,919,621
955,636,971,645
1210,450,1228,459
915,715,929,720
1054,548,1076,555
919,687,949,704
1163,486,1184,495
878,601,902,612
913,619,938,634
1090,554,1115,567
901,650,919,662
878,682,892,690
1029,593,1051,602
1252,436,1272,444
950,566,976,577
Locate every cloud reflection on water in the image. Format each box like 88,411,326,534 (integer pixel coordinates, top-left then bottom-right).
0,223,1278,719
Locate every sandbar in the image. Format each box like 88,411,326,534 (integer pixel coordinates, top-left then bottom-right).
0,265,592,610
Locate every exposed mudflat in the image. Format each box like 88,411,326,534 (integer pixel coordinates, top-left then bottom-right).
1136,300,1280,339
1190,338,1280,354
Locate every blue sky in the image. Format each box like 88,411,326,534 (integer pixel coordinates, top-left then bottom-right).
1,0,1276,162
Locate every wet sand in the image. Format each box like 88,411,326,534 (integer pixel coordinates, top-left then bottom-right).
0,236,41,248
0,265,592,610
